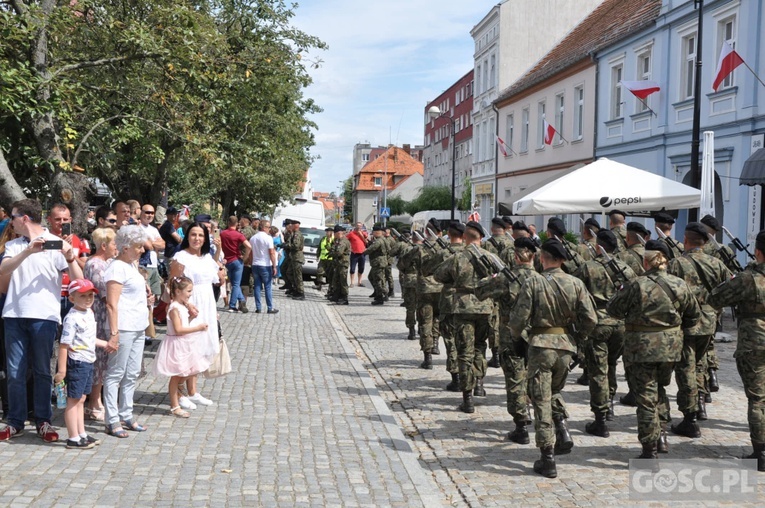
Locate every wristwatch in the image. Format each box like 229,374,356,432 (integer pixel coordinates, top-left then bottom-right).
110,331,119,336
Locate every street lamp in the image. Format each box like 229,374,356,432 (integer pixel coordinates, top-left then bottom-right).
428,105,456,221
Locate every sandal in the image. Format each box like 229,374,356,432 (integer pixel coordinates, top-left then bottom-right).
120,419,148,432
105,425,129,438
85,407,105,421
169,406,190,418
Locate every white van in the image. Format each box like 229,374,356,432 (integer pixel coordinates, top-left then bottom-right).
272,197,325,278
411,210,452,233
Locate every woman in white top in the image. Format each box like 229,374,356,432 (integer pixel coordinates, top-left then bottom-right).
103,226,152,438
170,222,223,408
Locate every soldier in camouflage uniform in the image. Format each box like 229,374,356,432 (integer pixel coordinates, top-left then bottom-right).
434,221,493,414
415,219,444,366
280,220,294,291
509,239,598,478
476,237,542,444
366,226,389,305
545,218,584,275
574,230,637,438
327,225,350,305
708,230,765,471
667,223,731,437
285,219,306,300
615,222,649,276
608,210,628,253
578,218,600,262
395,231,419,340
654,213,684,260
607,240,701,459
432,223,465,377
383,228,396,298
483,217,515,368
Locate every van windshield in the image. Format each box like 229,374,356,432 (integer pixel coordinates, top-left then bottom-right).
300,227,323,248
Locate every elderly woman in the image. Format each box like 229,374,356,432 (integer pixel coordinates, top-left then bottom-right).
83,227,118,421
103,225,153,437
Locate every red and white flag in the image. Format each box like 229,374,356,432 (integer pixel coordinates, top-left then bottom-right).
468,210,481,222
543,120,557,145
620,80,661,100
713,41,744,92
496,135,509,157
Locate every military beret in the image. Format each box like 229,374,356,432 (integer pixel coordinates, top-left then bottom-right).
465,221,485,237
700,214,721,232
333,224,344,233
401,228,411,235
627,221,649,236
756,230,765,252
194,214,212,223
547,217,566,237
372,225,383,232
541,238,568,260
325,227,334,232
608,209,626,218
502,216,514,227
584,218,600,230
292,218,301,225
685,222,709,240
428,217,442,232
596,230,618,252
645,239,671,259
653,212,675,225
448,222,465,235
491,217,506,228
514,237,537,252
512,221,531,234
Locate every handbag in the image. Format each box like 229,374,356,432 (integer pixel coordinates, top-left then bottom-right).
204,339,232,378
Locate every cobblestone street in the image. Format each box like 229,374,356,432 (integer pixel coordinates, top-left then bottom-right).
1,273,764,507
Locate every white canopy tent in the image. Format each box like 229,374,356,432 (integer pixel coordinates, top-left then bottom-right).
499,158,701,216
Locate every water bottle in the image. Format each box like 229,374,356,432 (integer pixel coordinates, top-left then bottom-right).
55,381,67,409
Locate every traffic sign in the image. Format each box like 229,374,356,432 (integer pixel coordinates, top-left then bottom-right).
379,207,390,218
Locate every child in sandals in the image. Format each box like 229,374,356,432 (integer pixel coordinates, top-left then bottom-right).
153,276,210,417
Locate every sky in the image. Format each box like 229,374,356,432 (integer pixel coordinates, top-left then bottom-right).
292,0,497,195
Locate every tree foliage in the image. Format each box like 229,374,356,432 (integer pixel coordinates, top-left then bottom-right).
386,195,407,216
404,186,452,215
458,178,472,211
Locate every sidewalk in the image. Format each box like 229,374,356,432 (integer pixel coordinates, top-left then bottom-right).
0,286,444,507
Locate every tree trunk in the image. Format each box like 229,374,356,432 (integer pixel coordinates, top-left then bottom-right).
51,171,93,236
0,148,26,208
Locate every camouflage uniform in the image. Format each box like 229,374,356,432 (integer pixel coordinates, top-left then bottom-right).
574,256,637,418
434,243,465,374
434,245,493,392
611,224,628,252
284,228,305,295
328,236,350,301
709,263,765,448
281,228,293,289
508,267,598,449
607,268,701,446
702,240,739,375
416,243,443,353
384,235,396,296
667,249,731,417
616,244,645,276
483,234,515,354
578,239,599,262
366,236,389,301
661,237,685,260
396,243,419,333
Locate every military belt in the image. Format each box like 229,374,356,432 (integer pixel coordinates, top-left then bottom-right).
625,324,681,333
737,312,765,320
454,289,475,295
530,327,567,335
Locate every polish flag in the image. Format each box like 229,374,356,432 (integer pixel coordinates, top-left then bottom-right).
496,135,509,157
543,120,557,145
620,80,661,100
713,41,744,92
468,211,481,222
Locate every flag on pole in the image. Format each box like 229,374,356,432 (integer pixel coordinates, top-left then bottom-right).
543,120,557,145
620,80,661,100
713,41,744,92
496,136,509,157
468,210,481,222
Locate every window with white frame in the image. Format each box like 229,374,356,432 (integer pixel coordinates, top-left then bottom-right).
490,54,496,90
555,93,564,145
476,65,482,94
611,64,623,119
574,86,584,140
362,153,369,162
506,113,514,156
537,101,546,148
485,117,493,160
474,123,481,162
681,32,697,100
521,107,530,152
717,16,737,89
374,177,382,186
637,50,652,112
483,59,489,94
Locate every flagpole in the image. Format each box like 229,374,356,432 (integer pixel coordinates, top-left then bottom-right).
741,60,765,89
637,97,658,117
689,0,704,222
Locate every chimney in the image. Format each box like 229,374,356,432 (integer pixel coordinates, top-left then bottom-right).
403,144,411,155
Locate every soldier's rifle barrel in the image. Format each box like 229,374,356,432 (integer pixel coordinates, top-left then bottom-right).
579,218,599,258
722,226,755,261
598,245,629,288
707,233,744,272
654,225,684,255
553,234,581,270
413,230,436,251
390,228,413,246
469,244,519,284
635,232,647,246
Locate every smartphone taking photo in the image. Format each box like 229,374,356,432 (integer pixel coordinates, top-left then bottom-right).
42,240,63,250
62,223,71,236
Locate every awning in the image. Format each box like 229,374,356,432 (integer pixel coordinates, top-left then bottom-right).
740,148,765,186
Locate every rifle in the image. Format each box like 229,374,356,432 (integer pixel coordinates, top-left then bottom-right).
391,228,413,246
635,232,647,246
579,218,599,258
599,245,631,288
722,226,756,261
552,234,582,270
468,244,519,285
427,225,455,254
413,230,436,251
707,233,744,272
654,225,684,256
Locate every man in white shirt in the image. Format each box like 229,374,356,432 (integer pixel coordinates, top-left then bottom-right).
250,220,278,314
138,204,165,298
0,198,83,443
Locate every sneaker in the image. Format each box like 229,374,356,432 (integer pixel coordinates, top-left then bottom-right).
267,309,279,314
238,301,249,314
85,435,102,446
227,308,239,313
66,438,95,450
188,393,213,406
255,309,261,314
0,425,23,441
179,396,197,410
37,422,59,443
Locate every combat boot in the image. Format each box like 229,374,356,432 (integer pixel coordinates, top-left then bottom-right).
445,373,460,392
487,348,500,368
708,368,719,392
576,368,589,386
459,391,475,413
744,441,765,472
671,413,701,438
607,398,615,421
473,377,486,397
657,423,669,454
285,289,295,296
419,352,432,370
553,415,574,455
638,440,658,459
369,292,376,298
697,394,708,421
584,413,610,438
407,326,416,341
620,390,637,407
388,289,395,298
533,446,557,478
705,392,712,403
291,293,306,301
371,298,385,306
335,299,349,305
507,420,530,445
431,339,440,355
